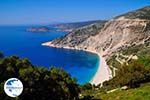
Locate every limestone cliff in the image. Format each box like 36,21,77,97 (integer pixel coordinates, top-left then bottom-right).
44,6,150,59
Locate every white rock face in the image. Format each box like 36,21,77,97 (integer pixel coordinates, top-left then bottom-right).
79,19,150,58
50,18,150,59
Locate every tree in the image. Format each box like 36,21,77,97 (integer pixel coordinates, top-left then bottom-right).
81,83,93,90
0,55,80,100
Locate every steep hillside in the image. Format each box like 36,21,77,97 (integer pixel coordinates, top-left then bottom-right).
50,22,106,48
43,6,150,84
43,6,150,58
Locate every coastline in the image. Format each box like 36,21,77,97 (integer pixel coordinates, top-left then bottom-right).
90,54,112,85
42,42,112,85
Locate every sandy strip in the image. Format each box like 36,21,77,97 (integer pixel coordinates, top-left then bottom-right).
42,42,112,85
90,54,112,85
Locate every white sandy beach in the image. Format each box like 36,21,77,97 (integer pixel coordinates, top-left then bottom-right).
42,42,112,85
90,54,112,85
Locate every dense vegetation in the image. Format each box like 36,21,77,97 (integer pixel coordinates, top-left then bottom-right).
82,83,150,100
0,54,80,100
81,58,150,100
0,50,150,100
103,59,150,89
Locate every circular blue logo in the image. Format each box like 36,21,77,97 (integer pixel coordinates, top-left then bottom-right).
4,78,23,97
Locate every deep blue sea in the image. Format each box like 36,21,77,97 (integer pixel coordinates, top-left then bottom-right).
0,26,99,84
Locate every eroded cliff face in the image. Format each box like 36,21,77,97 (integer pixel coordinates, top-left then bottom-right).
49,17,150,60
81,18,150,57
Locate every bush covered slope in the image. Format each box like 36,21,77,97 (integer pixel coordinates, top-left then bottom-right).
82,83,150,100
81,55,150,100
0,55,80,100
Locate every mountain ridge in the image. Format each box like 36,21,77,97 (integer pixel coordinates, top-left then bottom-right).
115,6,150,20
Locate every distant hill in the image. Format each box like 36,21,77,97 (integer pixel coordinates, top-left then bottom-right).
52,20,107,32
26,26,50,32
27,20,106,33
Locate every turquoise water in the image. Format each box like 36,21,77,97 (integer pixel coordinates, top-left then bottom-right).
0,26,99,84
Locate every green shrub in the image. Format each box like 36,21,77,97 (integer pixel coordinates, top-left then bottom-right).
0,55,80,100
103,59,150,89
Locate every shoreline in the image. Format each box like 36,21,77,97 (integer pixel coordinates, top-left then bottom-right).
42,42,112,85
90,54,112,85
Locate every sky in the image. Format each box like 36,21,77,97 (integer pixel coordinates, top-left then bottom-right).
0,0,150,25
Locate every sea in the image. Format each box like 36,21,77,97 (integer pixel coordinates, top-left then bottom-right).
0,26,99,84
